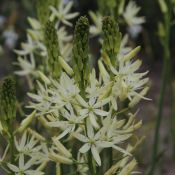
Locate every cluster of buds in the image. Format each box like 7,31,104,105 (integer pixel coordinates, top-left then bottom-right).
102,16,121,66
72,16,90,91
0,76,16,133
44,20,61,78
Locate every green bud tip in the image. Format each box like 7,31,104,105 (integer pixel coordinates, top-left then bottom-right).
102,16,121,66
74,16,89,51
73,16,90,73
75,16,89,34
102,16,117,33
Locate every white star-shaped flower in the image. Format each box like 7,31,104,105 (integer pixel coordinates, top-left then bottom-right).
48,104,85,139
49,0,79,26
123,1,145,26
77,95,109,128
15,132,42,157
8,155,44,175
73,121,112,166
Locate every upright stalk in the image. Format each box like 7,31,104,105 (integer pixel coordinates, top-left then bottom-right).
99,103,113,174
9,120,15,175
80,71,86,98
149,2,171,175
84,118,96,175
88,152,96,175
9,134,15,164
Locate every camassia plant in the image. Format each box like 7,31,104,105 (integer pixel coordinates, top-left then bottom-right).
0,16,149,175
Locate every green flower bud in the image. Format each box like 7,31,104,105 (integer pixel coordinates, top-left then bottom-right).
17,110,36,133
44,20,61,78
102,16,121,66
123,46,141,62
59,56,74,76
0,76,16,126
72,16,90,88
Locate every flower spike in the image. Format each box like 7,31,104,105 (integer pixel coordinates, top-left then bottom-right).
72,16,90,93
0,76,16,131
44,20,61,78
102,16,121,66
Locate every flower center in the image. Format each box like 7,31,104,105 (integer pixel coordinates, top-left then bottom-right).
88,106,93,112
89,139,95,145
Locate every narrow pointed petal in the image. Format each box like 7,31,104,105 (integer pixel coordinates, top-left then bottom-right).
79,143,91,153
91,145,101,166
87,118,95,138
94,109,108,116
89,112,99,129
72,133,89,142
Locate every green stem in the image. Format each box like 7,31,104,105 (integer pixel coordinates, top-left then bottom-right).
149,3,171,175
170,63,175,159
109,147,112,167
99,148,112,174
9,121,15,175
80,71,85,98
26,75,34,90
10,135,14,163
84,119,96,175
88,152,96,175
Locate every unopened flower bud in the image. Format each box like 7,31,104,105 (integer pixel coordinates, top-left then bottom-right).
123,46,141,62
52,137,72,158
17,110,36,133
98,60,110,83
49,150,73,165
37,71,51,85
27,128,46,142
59,56,74,76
